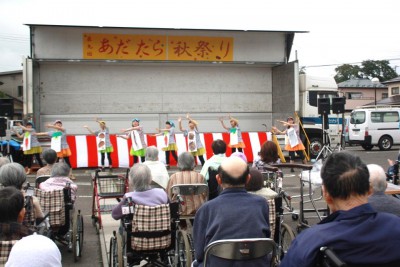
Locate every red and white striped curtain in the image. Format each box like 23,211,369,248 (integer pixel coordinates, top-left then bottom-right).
67,132,272,169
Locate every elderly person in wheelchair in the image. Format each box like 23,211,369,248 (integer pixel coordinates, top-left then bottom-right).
0,186,33,265
281,152,400,267
112,164,168,220
39,162,78,202
193,157,271,267
0,163,44,226
167,152,207,217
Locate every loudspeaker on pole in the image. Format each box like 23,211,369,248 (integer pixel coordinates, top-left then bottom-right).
317,98,331,115
331,97,346,114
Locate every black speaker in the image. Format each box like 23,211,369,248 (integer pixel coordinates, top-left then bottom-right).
332,97,346,114
0,117,6,137
318,98,330,114
0,99,14,117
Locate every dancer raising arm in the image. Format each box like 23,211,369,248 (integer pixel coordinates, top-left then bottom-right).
84,119,114,172
35,120,75,179
155,120,177,169
13,121,44,175
119,118,147,165
219,114,245,153
178,114,206,166
272,116,307,171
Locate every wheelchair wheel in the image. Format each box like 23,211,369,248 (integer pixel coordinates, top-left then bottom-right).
177,230,192,267
109,231,124,267
280,223,295,259
72,210,84,261
109,235,117,267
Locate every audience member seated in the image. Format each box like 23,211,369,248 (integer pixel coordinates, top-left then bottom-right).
0,157,10,168
387,152,400,181
36,149,57,178
112,164,168,220
230,151,247,163
39,162,78,202
0,187,33,265
253,141,280,172
246,168,277,240
5,234,61,267
167,152,207,216
281,152,400,267
368,163,400,216
246,168,278,200
193,157,271,267
143,146,170,189
200,139,226,200
0,163,44,221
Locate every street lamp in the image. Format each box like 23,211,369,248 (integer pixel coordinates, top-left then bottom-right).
371,77,379,105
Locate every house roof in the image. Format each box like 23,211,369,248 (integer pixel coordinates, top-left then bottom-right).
338,78,387,89
381,76,400,84
364,94,400,106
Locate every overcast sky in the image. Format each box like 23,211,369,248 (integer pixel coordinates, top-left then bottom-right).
1,0,399,78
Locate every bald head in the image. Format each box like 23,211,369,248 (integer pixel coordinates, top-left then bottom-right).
368,164,387,193
218,157,249,186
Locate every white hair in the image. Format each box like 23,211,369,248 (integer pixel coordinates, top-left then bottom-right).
367,164,387,193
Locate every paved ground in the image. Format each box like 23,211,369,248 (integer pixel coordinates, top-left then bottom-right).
25,145,400,267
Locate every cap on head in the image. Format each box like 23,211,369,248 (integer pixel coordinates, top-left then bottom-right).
166,120,175,127
132,118,140,123
54,120,62,125
287,117,294,121
26,121,34,128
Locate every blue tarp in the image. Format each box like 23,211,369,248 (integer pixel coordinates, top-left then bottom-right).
0,140,21,150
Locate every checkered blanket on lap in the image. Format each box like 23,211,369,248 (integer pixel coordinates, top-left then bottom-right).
267,199,276,240
0,240,18,265
34,188,65,227
131,204,171,251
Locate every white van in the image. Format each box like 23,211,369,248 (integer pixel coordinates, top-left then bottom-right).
348,106,400,150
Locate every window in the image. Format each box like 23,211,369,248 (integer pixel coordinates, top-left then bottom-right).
350,111,365,124
17,86,23,97
382,93,388,99
346,92,363,99
371,112,399,123
392,87,399,95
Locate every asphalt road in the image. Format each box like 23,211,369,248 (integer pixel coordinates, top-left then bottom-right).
26,144,400,267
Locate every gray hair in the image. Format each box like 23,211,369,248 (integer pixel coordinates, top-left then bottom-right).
367,164,387,193
0,157,10,168
129,164,152,192
42,149,57,165
177,152,195,171
145,146,159,161
0,163,26,190
51,162,71,177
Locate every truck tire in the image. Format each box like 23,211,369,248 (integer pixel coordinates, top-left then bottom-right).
361,144,373,150
378,136,393,151
309,137,323,159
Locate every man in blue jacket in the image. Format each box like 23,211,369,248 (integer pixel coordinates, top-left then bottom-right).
281,151,400,267
193,156,271,267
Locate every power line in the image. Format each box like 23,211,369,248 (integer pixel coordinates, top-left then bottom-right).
303,58,400,68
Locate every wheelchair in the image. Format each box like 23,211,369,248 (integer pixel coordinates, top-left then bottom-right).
316,247,400,267
193,238,276,267
170,183,209,266
108,183,208,267
31,180,84,262
109,201,180,267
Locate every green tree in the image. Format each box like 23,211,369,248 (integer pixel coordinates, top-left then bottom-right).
334,64,362,83
361,60,398,82
334,60,398,83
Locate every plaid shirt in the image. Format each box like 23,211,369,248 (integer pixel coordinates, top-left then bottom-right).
167,171,207,216
0,222,33,265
